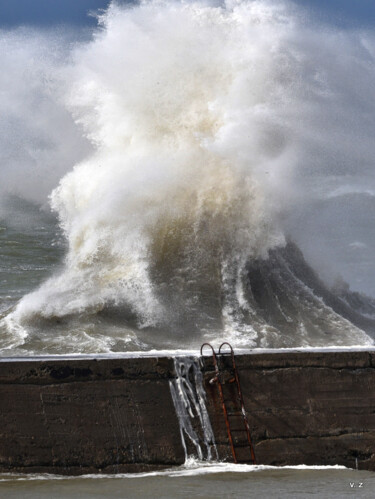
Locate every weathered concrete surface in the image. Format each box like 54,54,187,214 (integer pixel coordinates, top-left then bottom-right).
1,350,375,474
202,350,375,471
0,357,184,474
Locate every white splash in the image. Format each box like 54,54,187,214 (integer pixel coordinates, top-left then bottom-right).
2,0,375,350
169,356,218,462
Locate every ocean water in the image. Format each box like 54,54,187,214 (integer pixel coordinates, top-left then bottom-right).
0,197,64,313
1,194,374,355
1,464,374,499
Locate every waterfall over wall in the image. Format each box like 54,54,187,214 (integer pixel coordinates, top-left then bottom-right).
169,356,218,462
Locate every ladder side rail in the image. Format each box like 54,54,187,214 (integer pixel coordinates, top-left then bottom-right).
230,347,256,464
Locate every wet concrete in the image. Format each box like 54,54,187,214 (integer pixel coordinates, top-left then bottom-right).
0,350,374,474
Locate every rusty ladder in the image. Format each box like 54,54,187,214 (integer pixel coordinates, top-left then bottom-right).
200,342,256,464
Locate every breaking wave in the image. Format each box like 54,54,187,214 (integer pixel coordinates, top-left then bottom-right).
1,0,375,354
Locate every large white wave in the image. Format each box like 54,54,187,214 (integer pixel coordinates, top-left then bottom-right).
2,0,375,351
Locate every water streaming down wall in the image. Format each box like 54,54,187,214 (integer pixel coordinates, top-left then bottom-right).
169,356,218,462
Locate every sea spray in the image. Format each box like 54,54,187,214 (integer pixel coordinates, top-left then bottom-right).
6,0,287,340
169,356,218,462
1,0,375,352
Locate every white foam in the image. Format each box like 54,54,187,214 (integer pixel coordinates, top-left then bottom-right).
1,345,375,362
0,463,349,482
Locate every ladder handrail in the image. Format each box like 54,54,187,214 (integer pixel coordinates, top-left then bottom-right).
200,342,217,358
218,341,234,355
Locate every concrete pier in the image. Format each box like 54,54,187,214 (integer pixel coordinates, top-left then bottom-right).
0,349,374,474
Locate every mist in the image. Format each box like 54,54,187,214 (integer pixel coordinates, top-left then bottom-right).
0,27,92,207
1,0,375,351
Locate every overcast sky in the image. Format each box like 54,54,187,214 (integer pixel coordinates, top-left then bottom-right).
0,0,375,29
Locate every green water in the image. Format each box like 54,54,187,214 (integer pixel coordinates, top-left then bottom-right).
0,197,64,314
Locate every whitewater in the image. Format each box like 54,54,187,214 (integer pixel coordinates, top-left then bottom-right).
1,0,375,355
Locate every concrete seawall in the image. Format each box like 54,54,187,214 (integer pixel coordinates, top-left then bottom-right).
0,349,374,474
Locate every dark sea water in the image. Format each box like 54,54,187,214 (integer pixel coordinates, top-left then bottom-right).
1,465,374,498
1,195,374,355
0,197,65,315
